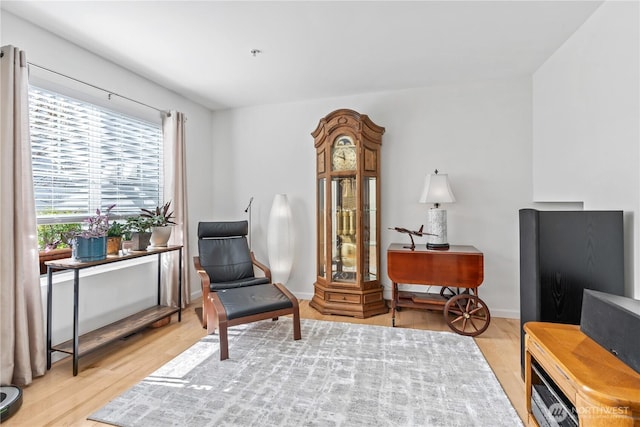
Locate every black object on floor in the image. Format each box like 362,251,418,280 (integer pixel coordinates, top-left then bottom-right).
0,385,23,421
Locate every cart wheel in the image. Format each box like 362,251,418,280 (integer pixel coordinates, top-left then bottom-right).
444,294,491,337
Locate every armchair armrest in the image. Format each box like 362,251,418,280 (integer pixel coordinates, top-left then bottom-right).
193,256,211,290
250,252,272,282
193,255,212,328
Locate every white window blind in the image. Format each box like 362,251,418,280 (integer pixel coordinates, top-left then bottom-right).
29,86,163,224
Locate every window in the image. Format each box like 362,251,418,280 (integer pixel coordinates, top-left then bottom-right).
29,86,163,225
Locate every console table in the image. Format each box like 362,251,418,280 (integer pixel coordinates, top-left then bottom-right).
46,245,183,375
524,322,640,426
386,244,488,335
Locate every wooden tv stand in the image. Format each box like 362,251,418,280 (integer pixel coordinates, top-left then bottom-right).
524,322,640,426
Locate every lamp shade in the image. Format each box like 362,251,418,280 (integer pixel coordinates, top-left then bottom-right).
267,194,295,284
419,172,456,204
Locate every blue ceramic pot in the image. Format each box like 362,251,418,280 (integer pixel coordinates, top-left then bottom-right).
72,236,107,261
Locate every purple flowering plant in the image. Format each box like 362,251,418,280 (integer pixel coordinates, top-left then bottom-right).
75,204,116,239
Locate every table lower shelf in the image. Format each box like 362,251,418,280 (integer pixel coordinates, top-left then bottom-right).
51,305,179,357
396,290,447,309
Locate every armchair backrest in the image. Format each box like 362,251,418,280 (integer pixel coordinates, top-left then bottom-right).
197,221,255,283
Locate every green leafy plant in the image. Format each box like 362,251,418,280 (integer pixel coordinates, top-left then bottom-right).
140,201,176,227
124,215,153,234
38,223,81,251
107,221,125,237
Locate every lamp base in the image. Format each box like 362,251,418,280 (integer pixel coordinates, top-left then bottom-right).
426,243,450,250
425,208,449,249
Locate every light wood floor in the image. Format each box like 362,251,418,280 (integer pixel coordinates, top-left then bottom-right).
5,300,527,426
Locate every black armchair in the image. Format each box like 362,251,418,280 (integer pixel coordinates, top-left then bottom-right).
193,220,300,359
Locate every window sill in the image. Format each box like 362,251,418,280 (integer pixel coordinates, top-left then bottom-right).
39,248,72,275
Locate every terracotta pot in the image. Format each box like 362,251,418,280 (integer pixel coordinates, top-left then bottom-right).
107,236,122,255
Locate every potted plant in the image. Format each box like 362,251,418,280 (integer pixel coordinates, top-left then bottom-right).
106,221,125,255
141,201,176,248
125,215,153,251
120,223,134,254
71,205,114,261
38,223,81,273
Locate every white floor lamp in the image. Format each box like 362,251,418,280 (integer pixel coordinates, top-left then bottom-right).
267,194,295,284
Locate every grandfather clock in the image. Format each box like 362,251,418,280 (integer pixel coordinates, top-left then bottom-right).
310,109,388,318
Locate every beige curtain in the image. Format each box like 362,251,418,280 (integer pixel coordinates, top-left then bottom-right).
0,46,46,386
161,111,190,307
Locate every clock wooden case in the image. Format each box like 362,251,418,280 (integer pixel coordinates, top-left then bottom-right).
310,109,388,318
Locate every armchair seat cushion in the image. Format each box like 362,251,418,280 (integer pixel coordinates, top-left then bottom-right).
216,284,293,320
209,276,270,292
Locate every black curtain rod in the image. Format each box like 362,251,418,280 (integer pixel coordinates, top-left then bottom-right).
28,62,170,116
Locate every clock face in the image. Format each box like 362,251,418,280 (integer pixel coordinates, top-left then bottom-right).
332,136,356,171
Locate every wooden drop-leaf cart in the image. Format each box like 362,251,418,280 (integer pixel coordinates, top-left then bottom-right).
387,243,490,337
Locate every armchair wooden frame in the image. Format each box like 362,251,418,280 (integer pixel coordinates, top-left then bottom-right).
193,252,272,328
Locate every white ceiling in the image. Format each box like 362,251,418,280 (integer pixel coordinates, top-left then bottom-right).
2,1,603,111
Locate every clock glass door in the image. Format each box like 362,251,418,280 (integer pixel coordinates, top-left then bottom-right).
363,176,377,281
317,177,326,279
331,176,357,284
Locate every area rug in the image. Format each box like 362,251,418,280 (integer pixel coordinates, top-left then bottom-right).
89,318,523,426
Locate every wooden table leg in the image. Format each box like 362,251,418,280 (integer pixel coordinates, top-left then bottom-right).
73,269,79,376
392,282,398,327
46,266,53,369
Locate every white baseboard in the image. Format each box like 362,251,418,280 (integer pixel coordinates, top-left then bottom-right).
290,290,520,319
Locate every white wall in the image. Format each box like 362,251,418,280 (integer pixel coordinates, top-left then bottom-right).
2,11,214,346
6,0,636,331
212,77,534,318
533,1,639,297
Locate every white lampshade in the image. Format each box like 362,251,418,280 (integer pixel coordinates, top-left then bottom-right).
267,194,295,284
419,172,456,205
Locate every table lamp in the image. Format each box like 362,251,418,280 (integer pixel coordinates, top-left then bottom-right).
419,169,456,250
